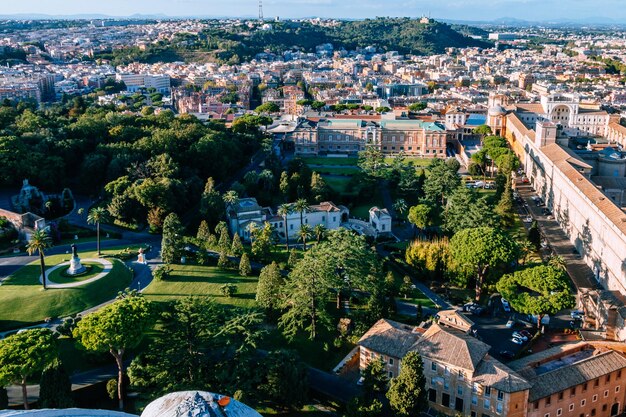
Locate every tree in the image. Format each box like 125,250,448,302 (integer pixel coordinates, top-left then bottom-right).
197,220,211,245
473,124,492,138
277,204,293,250
73,296,153,410
361,358,388,398
239,253,252,276
262,350,308,410
443,187,494,234
222,190,239,207
161,213,184,264
39,359,73,408
200,177,223,225
26,229,52,290
407,204,432,237
0,328,57,409
358,147,386,178
128,297,263,398
494,175,515,226
221,283,238,297
400,276,413,299
279,171,290,197
231,233,244,256
548,254,567,271
313,224,327,244
218,228,231,253
255,102,280,114
518,239,535,266
310,172,329,202
279,247,334,340
251,222,273,262
218,251,230,269
423,159,461,206
450,227,518,301
256,262,284,312
497,265,575,328
528,220,541,250
311,101,326,111
293,199,309,229
405,238,451,281
393,198,408,217
386,351,427,417
298,224,313,251
87,207,110,256
408,102,427,112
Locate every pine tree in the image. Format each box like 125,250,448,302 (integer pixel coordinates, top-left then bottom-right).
239,253,252,277
310,172,329,202
287,249,299,269
495,175,515,226
231,233,244,256
161,213,184,264
207,234,218,250
197,220,211,245
218,228,231,254
386,351,427,417
256,262,283,311
279,171,290,197
39,359,74,408
218,251,230,269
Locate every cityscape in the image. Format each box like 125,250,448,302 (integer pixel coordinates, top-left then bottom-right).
2,1,626,417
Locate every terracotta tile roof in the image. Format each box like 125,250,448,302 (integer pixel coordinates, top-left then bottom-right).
358,319,420,359
540,143,626,235
413,323,491,373
514,103,546,114
506,113,534,137
474,356,532,393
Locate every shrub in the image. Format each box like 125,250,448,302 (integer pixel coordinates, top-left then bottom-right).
220,283,237,297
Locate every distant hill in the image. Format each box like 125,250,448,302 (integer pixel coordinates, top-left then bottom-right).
94,18,491,65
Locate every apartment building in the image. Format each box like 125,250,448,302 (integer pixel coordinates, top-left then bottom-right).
287,118,449,157
357,318,626,417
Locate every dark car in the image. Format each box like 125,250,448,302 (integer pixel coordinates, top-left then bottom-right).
499,350,515,360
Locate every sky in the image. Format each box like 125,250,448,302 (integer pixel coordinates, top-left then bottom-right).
4,0,626,22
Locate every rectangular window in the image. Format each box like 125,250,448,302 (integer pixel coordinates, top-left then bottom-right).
485,387,491,397
595,378,600,387
569,404,574,411
496,402,503,414
498,391,504,401
557,409,562,416
442,393,450,408
546,396,551,406
616,386,620,393
607,374,611,383
432,362,437,371
581,399,586,407
558,392,564,401
583,383,588,392
473,383,479,393
429,388,437,402
484,399,491,409
458,386,463,396
389,358,394,365
571,387,576,396
459,370,464,381
472,395,478,406
604,390,609,398
431,377,437,386
389,371,393,378
593,395,598,402
444,379,449,391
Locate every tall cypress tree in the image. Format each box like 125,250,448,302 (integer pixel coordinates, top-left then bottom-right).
387,351,427,417
39,359,74,408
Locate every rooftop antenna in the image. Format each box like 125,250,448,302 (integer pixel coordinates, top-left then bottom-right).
259,0,264,21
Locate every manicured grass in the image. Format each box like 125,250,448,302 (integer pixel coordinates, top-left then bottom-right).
142,264,259,309
311,166,361,176
383,157,433,167
47,262,105,285
322,175,353,195
0,249,132,332
351,198,384,220
302,157,358,166
257,405,337,416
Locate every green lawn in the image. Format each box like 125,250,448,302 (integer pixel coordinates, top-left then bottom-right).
322,175,353,195
142,264,259,309
310,166,361,176
301,157,358,166
257,404,337,416
47,262,105,285
383,157,433,167
0,249,133,332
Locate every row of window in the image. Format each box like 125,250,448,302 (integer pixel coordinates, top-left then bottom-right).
534,375,621,410
542,402,620,417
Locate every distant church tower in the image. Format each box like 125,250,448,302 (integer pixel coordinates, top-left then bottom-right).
259,0,264,21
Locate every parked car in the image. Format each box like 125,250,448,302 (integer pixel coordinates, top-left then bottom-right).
463,302,478,312
499,350,515,360
501,298,511,312
511,336,524,345
519,330,533,339
512,331,528,341
523,216,533,223
571,310,584,320
506,319,515,328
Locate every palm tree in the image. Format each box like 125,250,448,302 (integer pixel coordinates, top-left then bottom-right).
519,239,535,266
26,230,53,290
222,190,240,207
548,254,567,271
393,198,407,218
87,207,109,256
246,222,258,245
298,224,313,251
277,204,293,250
313,224,327,244
259,169,274,191
294,199,309,228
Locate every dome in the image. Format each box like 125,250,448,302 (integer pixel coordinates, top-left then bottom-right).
141,391,262,417
488,105,506,117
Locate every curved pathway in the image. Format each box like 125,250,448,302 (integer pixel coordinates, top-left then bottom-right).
39,258,113,289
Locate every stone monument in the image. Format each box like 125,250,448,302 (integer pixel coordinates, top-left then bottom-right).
67,243,86,275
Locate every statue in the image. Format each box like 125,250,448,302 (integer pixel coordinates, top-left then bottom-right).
67,243,86,275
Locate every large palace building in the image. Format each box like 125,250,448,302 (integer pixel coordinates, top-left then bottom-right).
487,92,626,341
283,117,450,157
